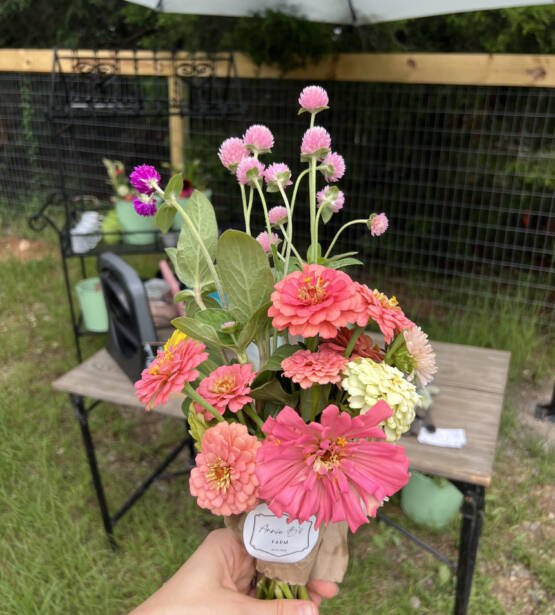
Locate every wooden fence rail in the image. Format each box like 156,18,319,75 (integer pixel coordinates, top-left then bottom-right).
0,49,553,87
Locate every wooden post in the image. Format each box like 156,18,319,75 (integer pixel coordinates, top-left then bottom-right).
168,74,185,173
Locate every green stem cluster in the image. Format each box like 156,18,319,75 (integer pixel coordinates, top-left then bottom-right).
255,577,309,601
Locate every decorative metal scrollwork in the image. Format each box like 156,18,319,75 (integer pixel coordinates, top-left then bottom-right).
175,60,215,79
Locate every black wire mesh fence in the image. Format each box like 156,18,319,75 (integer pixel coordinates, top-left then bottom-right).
0,58,553,331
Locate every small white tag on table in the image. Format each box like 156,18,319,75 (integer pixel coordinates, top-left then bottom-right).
417,427,467,448
243,503,319,563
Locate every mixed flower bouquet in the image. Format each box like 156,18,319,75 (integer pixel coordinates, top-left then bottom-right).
133,85,437,601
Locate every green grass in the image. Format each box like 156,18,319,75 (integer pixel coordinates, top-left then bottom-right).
1,225,554,614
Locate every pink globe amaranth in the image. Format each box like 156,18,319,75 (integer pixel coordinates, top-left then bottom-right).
129,164,160,196
300,126,331,159
218,137,248,171
317,185,345,213
320,152,345,182
243,124,274,154
190,421,260,516
256,230,281,253
133,195,157,216
236,157,265,186
281,349,348,389
256,402,410,532
264,162,292,191
267,264,361,339
369,212,389,237
298,85,329,113
193,363,256,420
268,206,288,226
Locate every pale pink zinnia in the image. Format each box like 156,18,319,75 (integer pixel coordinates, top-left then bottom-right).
320,327,384,362
301,126,331,158
298,85,329,113
256,402,410,532
281,349,348,389
353,284,414,344
403,326,437,387
218,137,249,172
190,422,260,516
256,230,281,253
268,206,288,226
369,212,389,237
194,363,256,420
236,157,265,186
268,264,360,339
264,162,292,191
320,152,345,182
317,185,344,213
243,124,274,154
135,338,208,410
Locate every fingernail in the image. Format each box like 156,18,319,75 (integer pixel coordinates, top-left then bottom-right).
297,604,316,615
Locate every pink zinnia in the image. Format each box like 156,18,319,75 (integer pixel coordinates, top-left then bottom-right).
268,264,360,339
298,85,329,113
256,403,410,532
369,213,388,237
190,422,260,516
317,186,344,213
301,126,331,158
281,349,347,389
265,162,292,191
404,326,437,387
218,137,249,172
243,124,274,154
236,157,265,186
320,152,345,182
135,338,208,410
354,284,414,344
320,327,384,362
129,164,160,196
256,230,280,253
194,363,256,420
268,206,288,226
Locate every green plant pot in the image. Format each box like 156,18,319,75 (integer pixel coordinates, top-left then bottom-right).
171,189,212,231
75,277,109,333
115,199,157,245
401,471,463,530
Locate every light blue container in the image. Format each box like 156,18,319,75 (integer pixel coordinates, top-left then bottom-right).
115,199,157,245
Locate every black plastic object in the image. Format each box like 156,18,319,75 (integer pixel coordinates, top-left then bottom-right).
98,252,158,383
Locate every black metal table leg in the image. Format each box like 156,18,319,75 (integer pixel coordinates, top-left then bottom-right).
70,393,116,549
454,483,485,615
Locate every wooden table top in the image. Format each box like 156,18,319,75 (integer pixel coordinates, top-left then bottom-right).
53,339,510,488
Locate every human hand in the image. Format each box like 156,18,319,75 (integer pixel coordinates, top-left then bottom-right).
129,528,338,615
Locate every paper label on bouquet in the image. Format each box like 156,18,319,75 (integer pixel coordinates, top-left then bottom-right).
243,503,319,563
417,427,467,448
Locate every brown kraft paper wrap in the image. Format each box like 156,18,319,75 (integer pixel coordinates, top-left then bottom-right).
225,513,349,586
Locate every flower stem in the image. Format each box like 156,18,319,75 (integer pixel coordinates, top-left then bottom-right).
239,183,250,235
344,325,365,358
246,186,254,233
236,409,247,426
279,582,294,600
183,383,224,423
323,218,368,259
308,157,317,262
289,168,310,220
243,403,264,430
278,224,304,265
384,331,407,363
310,385,320,422
298,585,310,601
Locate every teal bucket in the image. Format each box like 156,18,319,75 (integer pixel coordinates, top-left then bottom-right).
75,277,109,333
115,199,157,245
401,471,463,530
171,189,212,231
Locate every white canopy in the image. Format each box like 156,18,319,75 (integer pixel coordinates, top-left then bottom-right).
125,0,553,25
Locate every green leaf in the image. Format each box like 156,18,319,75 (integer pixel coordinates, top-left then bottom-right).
306,242,321,264
216,230,275,324
172,190,219,291
320,202,334,224
327,257,363,270
154,202,177,233
194,308,233,330
250,378,298,407
172,316,224,348
260,343,302,372
177,294,221,318
326,251,359,262
299,384,331,421
236,301,272,351
437,564,451,587
164,173,184,201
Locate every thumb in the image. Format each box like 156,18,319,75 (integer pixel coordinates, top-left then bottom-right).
239,595,317,615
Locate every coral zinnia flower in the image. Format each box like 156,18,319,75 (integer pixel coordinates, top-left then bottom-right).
403,326,437,387
353,284,414,344
218,137,249,172
320,327,384,362
190,422,260,516
256,403,410,532
194,363,256,420
268,264,360,339
135,336,208,410
281,349,347,389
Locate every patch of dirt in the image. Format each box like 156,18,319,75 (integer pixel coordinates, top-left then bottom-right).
509,376,555,449
0,237,53,262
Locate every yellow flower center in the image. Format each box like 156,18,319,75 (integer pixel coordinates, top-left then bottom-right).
210,375,236,395
207,459,232,492
149,350,174,375
373,289,399,309
312,437,348,473
298,275,329,305
163,330,187,352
